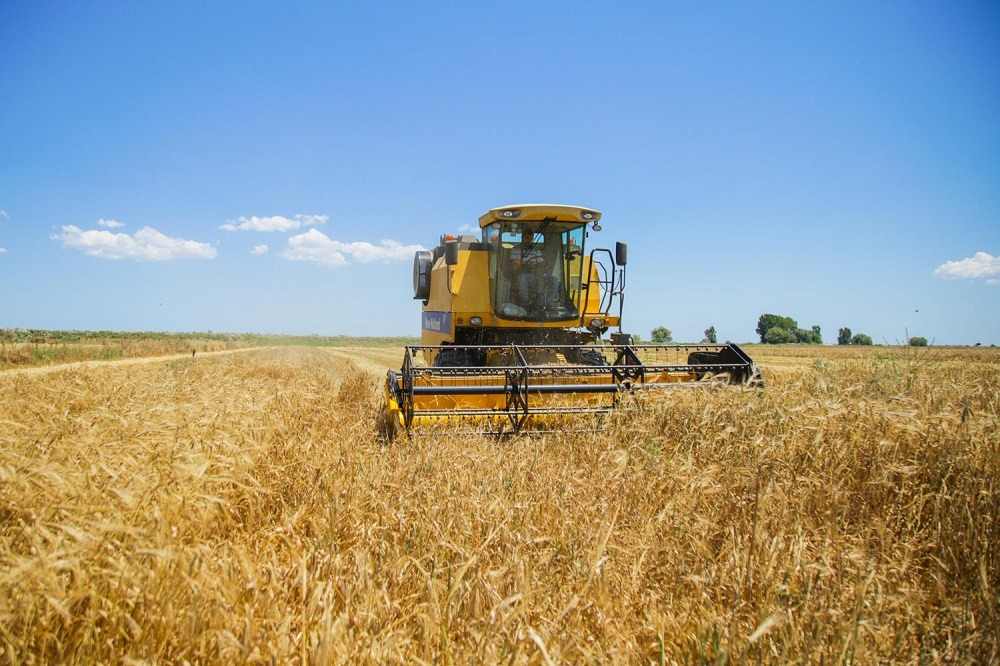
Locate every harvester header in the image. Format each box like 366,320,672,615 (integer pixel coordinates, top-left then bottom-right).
383,203,762,437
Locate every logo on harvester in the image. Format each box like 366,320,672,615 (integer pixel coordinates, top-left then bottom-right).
422,311,452,333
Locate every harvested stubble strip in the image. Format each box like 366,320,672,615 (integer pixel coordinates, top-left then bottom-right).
0,346,997,663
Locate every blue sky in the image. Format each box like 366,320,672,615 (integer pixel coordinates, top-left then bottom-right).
1,1,997,344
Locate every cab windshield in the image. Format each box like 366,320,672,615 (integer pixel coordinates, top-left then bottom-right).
484,221,586,321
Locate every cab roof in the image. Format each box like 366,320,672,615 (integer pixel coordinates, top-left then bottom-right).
478,204,602,229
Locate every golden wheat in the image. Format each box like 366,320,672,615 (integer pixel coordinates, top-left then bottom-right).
0,345,996,663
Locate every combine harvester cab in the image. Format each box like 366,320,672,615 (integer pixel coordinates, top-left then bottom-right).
383,204,762,438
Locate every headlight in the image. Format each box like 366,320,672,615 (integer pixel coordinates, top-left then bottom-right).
581,211,596,220
499,209,521,219
470,316,483,326
589,318,604,328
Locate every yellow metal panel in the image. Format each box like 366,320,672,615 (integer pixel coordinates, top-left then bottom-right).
478,204,602,228
452,252,491,312
425,251,491,312
422,249,493,346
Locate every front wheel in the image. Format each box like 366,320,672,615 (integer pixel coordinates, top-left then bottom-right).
572,348,609,366
433,346,485,367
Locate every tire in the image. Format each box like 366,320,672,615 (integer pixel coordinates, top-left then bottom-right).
433,347,483,367
573,348,609,366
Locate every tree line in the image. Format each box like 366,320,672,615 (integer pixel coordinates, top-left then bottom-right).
755,314,823,344
648,326,717,344
646,315,932,346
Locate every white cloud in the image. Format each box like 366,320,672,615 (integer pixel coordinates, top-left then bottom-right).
281,228,424,267
51,225,217,261
0,247,6,253
220,214,328,232
933,251,1000,281
98,218,125,228
988,279,999,286
251,244,269,255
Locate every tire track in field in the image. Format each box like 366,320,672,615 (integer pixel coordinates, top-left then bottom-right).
0,346,269,377
318,347,404,380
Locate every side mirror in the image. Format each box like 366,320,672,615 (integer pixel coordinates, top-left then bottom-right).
615,241,627,266
445,241,459,266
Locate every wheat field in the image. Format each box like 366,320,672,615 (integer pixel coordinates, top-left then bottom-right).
0,345,997,663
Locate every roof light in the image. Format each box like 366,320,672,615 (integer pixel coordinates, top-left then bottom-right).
581,211,596,220
499,209,521,219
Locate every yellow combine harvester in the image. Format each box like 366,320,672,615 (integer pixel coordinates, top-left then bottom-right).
383,204,762,437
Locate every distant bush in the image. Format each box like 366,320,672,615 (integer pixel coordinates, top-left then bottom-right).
838,327,852,345
909,336,929,347
851,333,873,346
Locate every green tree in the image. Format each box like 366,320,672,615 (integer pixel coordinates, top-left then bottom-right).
851,333,873,345
650,327,673,343
909,336,928,347
793,326,822,344
756,314,798,343
704,326,717,343
838,327,852,345
758,313,823,344
764,327,796,344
